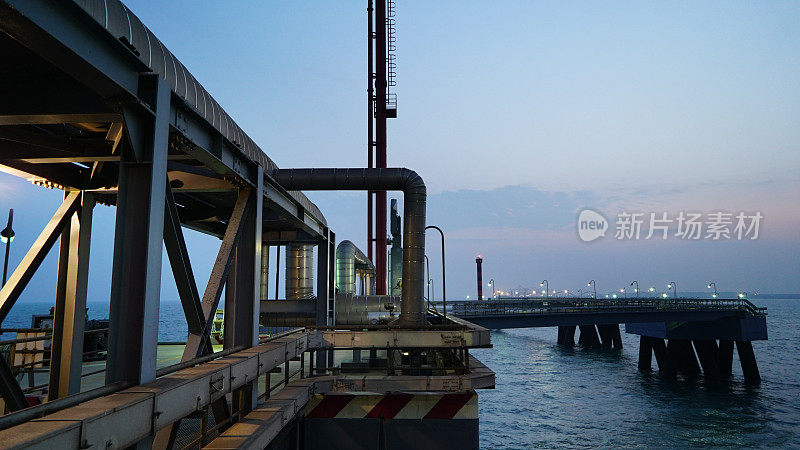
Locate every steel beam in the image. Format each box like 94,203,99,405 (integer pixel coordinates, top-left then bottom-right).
48,192,94,399
0,113,121,125
0,191,80,322
106,75,170,386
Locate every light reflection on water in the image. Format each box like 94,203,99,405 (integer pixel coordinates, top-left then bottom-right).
472,298,800,449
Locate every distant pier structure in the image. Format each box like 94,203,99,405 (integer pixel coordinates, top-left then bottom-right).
440,297,767,383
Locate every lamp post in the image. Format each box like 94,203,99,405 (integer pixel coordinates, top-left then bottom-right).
1,209,15,286
667,282,677,299
540,280,549,300
424,255,431,308
648,286,656,298
620,287,626,299
707,282,717,299
587,280,597,299
488,279,495,299
630,281,639,298
425,225,447,318
428,279,434,302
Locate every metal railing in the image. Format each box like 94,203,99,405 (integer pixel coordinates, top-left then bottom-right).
431,297,767,318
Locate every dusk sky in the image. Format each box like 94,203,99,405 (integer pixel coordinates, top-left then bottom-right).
0,1,798,305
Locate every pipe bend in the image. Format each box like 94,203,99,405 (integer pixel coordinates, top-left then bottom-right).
270,167,427,328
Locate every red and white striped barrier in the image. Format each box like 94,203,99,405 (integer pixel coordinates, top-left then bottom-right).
304,391,477,420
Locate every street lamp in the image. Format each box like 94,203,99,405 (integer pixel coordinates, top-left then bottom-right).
630,281,639,298
587,280,597,299
707,282,717,298
488,279,495,299
648,286,656,297
1,209,15,286
425,225,447,318
667,282,677,299
540,280,549,299
619,287,626,298
424,255,431,307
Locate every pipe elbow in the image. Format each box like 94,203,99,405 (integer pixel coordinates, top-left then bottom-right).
399,168,426,198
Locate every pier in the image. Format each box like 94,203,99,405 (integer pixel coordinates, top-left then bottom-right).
440,296,767,382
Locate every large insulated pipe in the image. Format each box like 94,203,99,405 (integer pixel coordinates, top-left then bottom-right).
285,244,314,300
336,240,375,295
272,168,427,327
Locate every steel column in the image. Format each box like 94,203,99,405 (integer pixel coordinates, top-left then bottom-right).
48,192,94,399
225,166,263,411
316,230,330,327
225,167,263,349
106,75,170,387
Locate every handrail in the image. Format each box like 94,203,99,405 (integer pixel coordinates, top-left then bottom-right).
430,297,767,318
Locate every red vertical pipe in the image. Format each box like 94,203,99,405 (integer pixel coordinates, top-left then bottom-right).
366,0,374,262
375,0,388,294
476,256,483,300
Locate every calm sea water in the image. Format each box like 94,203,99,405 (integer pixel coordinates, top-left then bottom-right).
3,299,798,448
472,298,800,449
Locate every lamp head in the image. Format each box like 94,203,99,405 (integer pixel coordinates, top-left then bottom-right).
0,227,14,243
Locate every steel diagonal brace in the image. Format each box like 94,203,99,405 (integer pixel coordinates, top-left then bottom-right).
0,191,81,321
162,181,212,354
0,191,81,411
154,187,251,449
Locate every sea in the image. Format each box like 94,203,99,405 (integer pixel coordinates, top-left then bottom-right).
2,298,799,449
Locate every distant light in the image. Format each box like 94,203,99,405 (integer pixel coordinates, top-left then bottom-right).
587,283,591,287
662,293,668,298
612,294,617,299
605,294,609,298
649,287,655,292
667,284,672,288
707,284,712,288
712,294,717,298
620,288,624,292
540,282,544,286
564,290,568,294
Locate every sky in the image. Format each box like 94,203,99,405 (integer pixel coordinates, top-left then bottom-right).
0,1,798,307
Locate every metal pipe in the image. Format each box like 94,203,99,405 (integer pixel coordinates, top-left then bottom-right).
375,0,388,295
367,0,374,264
285,244,314,300
272,168,427,327
335,240,374,295
0,381,130,430
425,225,447,319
